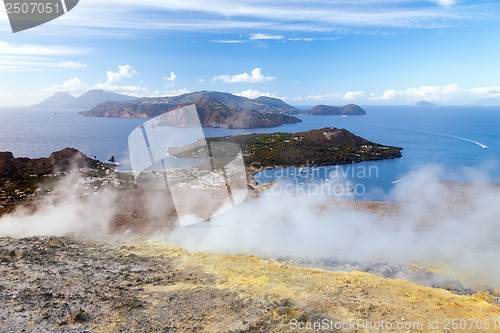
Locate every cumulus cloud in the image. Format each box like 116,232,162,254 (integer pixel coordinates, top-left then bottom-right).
375,84,460,101
213,68,275,84
163,72,177,89
39,64,146,97
42,77,90,95
164,72,177,82
236,89,278,99
371,84,463,102
161,88,190,97
106,65,138,84
287,83,500,105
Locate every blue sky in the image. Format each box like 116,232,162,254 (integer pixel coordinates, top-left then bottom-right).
1,0,500,106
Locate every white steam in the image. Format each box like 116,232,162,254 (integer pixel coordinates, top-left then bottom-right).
0,172,118,237
0,164,499,287
165,164,500,287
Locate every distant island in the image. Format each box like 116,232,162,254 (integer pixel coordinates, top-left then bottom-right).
34,90,367,129
32,90,136,109
89,96,301,129
416,100,438,107
77,91,366,129
303,104,366,115
172,127,402,168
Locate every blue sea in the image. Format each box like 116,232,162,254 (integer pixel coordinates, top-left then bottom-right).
0,106,498,200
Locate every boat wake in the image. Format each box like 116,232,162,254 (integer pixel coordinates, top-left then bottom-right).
415,129,488,149
390,176,409,185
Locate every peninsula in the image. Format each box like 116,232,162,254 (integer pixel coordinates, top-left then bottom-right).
171,127,402,168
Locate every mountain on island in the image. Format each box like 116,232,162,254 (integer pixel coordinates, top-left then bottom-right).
304,104,367,115
83,91,299,116
80,91,366,129
32,92,78,109
416,100,438,107
32,90,136,109
87,96,301,129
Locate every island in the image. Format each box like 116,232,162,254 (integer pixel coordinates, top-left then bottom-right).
32,89,136,109
171,127,402,169
304,104,367,115
83,96,302,129
416,100,438,107
76,91,366,128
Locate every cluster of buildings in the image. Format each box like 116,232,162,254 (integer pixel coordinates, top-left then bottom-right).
0,165,134,209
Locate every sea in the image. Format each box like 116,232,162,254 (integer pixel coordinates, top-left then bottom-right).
0,105,499,201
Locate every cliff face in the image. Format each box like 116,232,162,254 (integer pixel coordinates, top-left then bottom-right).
306,104,367,115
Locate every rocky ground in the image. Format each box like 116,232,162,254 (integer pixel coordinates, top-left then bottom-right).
1,235,500,332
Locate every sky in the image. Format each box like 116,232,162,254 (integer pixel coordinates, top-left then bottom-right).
0,0,500,106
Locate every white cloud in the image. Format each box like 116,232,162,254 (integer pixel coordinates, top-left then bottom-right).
42,77,90,95
0,58,88,72
163,72,177,89
40,64,145,97
469,86,500,97
198,78,205,83
250,33,284,40
211,40,247,43
432,0,456,6
56,61,87,69
373,84,461,101
38,0,484,35
288,37,338,42
0,42,86,72
164,72,176,82
106,65,138,84
236,89,278,99
294,91,366,102
162,88,190,97
92,83,149,97
213,68,275,84
342,91,366,100
366,84,500,103
0,41,84,56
